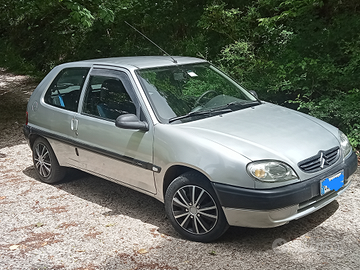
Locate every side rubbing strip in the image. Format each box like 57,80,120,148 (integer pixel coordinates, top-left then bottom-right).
29,126,161,173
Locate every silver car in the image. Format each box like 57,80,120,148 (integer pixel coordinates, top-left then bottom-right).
24,56,358,242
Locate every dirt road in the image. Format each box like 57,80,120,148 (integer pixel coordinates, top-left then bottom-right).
1,69,359,269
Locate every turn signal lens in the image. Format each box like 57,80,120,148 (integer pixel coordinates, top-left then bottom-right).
254,169,266,178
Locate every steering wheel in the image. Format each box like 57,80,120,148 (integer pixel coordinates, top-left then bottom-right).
194,90,217,107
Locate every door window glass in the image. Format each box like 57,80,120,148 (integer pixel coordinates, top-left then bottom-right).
83,74,136,121
44,68,89,112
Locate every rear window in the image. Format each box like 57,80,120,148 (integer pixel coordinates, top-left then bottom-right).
44,68,90,112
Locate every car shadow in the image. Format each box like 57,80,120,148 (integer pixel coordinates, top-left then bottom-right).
23,165,340,249
23,165,178,237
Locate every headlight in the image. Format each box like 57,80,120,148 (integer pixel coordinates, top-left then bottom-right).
339,130,352,158
247,161,298,182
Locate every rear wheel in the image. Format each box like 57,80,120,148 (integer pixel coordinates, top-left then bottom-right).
32,137,66,183
165,172,228,242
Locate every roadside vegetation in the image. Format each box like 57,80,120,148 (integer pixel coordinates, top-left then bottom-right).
0,0,359,151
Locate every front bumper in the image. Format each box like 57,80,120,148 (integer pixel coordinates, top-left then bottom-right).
213,151,358,228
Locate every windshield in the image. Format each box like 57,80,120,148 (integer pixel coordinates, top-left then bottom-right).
136,63,259,123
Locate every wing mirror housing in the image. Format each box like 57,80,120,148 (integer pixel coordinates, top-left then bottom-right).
115,114,149,131
249,90,259,99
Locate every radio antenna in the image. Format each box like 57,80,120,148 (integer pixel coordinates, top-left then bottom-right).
125,21,177,64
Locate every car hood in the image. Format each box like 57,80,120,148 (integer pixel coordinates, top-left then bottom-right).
175,103,340,167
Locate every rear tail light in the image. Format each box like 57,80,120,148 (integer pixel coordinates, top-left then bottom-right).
25,111,28,125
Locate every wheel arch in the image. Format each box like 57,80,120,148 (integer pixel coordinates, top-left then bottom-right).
31,135,66,183
162,165,213,200
29,134,41,149
163,166,229,242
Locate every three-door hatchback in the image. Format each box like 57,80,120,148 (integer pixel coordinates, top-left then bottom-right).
24,56,358,242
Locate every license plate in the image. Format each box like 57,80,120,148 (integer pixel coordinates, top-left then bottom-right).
320,171,344,196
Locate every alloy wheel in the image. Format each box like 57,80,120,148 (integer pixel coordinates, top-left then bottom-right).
171,185,218,235
34,143,52,178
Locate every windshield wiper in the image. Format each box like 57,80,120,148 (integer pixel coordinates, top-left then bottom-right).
168,101,260,123
219,100,260,111
168,108,232,123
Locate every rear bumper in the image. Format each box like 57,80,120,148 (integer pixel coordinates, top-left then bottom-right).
23,124,31,146
213,151,358,228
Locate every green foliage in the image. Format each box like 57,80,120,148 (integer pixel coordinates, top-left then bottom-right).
60,0,115,27
0,0,115,71
0,39,37,75
0,0,359,149
296,89,360,149
200,0,360,149
348,125,360,150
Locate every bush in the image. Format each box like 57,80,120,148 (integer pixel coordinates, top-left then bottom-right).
295,89,360,149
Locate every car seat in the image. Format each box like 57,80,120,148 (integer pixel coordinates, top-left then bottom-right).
97,79,136,119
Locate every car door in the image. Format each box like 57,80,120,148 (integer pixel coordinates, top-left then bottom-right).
73,68,156,194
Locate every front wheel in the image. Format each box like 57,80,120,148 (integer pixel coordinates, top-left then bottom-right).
165,172,229,242
32,137,66,184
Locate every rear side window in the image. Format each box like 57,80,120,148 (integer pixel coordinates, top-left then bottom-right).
44,68,90,112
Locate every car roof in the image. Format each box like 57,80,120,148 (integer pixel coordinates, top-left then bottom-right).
77,56,208,70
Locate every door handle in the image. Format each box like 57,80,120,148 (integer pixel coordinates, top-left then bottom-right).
71,118,79,131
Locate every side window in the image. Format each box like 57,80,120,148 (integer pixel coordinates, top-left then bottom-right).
83,74,137,121
44,68,89,112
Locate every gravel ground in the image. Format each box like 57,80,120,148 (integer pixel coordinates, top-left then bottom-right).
0,69,359,270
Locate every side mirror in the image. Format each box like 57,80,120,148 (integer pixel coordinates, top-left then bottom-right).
249,90,259,99
115,114,149,131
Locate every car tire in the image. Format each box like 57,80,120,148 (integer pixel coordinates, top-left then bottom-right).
165,172,229,242
32,137,66,184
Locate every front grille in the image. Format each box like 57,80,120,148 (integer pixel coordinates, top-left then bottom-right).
298,147,340,173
